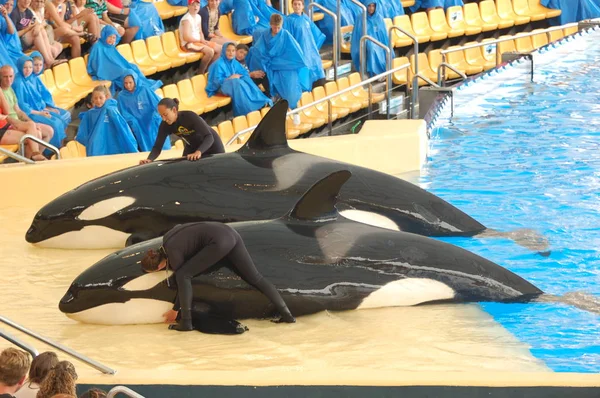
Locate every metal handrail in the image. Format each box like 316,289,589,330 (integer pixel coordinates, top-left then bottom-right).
0,328,38,358
225,62,412,145
360,35,391,119
348,0,367,39
0,316,116,375
437,63,467,87
107,386,145,398
19,134,61,160
308,0,341,68
388,25,421,118
0,147,35,164
308,3,338,81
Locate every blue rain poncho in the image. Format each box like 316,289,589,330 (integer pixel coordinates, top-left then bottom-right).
541,0,600,24
247,27,310,108
0,1,24,64
29,51,71,127
377,0,404,19
87,25,162,93
76,98,139,156
128,0,165,39
283,13,325,85
12,55,67,148
117,73,170,152
206,43,273,116
351,0,389,77
231,0,282,35
315,0,360,43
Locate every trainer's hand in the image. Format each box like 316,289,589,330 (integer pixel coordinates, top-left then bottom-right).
163,309,178,323
139,159,152,165
186,150,202,161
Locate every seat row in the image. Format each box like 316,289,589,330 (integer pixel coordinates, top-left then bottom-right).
391,25,577,86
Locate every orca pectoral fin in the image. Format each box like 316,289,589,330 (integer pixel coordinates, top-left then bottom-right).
477,228,551,255
536,292,600,315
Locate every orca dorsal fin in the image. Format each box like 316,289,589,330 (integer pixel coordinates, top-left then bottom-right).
238,99,289,153
286,170,352,222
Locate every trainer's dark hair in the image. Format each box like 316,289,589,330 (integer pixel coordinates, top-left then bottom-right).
235,43,249,52
141,248,164,272
28,351,59,384
158,97,180,111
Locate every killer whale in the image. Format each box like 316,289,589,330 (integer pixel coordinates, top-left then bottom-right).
26,100,490,250
58,171,543,325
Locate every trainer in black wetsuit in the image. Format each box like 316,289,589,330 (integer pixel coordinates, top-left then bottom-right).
139,97,225,165
141,222,296,331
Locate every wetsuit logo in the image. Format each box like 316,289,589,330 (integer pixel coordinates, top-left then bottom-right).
177,126,194,136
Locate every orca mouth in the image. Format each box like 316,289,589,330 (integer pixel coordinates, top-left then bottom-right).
25,217,81,244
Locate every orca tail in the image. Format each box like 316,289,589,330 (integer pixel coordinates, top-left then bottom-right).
535,291,600,315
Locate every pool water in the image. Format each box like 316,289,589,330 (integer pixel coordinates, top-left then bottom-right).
424,29,600,372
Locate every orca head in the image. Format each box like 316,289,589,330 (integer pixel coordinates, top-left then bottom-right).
59,238,177,324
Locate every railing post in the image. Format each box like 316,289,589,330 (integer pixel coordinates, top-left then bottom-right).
19,134,61,160
360,35,391,119
0,328,38,358
308,3,338,81
107,386,145,398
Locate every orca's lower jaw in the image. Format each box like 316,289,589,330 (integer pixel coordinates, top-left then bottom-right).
25,217,80,244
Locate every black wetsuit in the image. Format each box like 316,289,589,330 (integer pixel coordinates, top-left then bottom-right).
147,111,225,161
162,222,294,329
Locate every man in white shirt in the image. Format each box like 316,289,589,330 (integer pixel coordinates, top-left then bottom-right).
179,0,220,74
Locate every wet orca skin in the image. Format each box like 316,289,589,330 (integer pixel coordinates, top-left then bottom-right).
26,100,485,249
58,171,542,325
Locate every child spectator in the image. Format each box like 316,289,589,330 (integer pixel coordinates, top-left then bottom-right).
85,0,138,43
350,0,389,78
30,51,71,127
235,43,269,97
35,361,77,398
179,0,219,74
14,352,59,398
199,0,228,46
0,348,31,398
61,0,101,41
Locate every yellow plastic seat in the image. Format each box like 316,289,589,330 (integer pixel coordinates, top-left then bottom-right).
132,40,170,72
496,0,530,25
515,35,534,53
409,53,438,86
411,12,447,42
162,84,199,114
465,2,499,32
174,139,185,150
401,0,414,6
260,107,270,117
149,0,174,19
232,116,252,144
563,26,578,36
528,0,561,18
155,88,164,98
42,69,77,109
480,38,499,67
117,44,158,76
497,35,517,56
446,45,483,76
59,140,87,159
314,85,349,119
295,93,327,128
162,31,201,63
530,29,549,49
69,57,111,90
285,112,312,136
220,15,252,44
312,12,324,22
0,144,19,163
446,6,482,36
391,56,410,86
301,91,338,123
512,0,546,21
190,74,231,111
392,15,430,46
177,79,206,114
428,49,460,81
147,35,186,68
548,29,564,42
324,81,361,113
246,110,262,129
321,59,333,69
464,41,495,71
478,0,513,30
335,77,365,110
348,72,385,105
217,120,239,144
53,62,92,99
340,25,354,54
429,8,464,38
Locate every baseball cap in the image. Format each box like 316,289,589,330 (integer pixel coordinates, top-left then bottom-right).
188,0,199,5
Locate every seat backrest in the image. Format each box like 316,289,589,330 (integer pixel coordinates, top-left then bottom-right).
43,69,57,93
512,0,529,13
155,88,164,98
162,84,181,100
446,6,465,29
246,110,261,127
548,29,564,42
496,0,515,18
446,46,466,65
428,8,449,30
232,115,249,133
177,79,196,102
162,31,177,52
260,107,270,117
497,36,516,54
117,44,135,63
393,15,414,34
53,63,73,89
427,49,443,69
481,38,497,62
300,91,314,107
464,2,483,23
217,120,235,142
348,72,362,86
146,36,164,57
191,75,209,99
410,12,431,33
392,56,409,82
324,81,338,96
131,40,150,62
531,30,548,48
312,86,326,101
463,42,483,63
514,35,533,52
336,77,350,91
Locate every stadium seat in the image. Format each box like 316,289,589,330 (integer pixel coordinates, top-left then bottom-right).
217,120,239,144
530,29,549,48
401,0,415,6
392,15,429,46
149,0,174,19
301,90,338,123
563,26,578,36
528,0,561,18
147,35,186,68
60,140,87,159
42,69,78,109
548,29,564,42
429,8,464,38
220,15,252,44
340,25,354,54
232,115,251,144
463,41,495,71
176,79,206,114
409,53,438,86
391,56,410,86
315,85,349,118
446,45,483,75
117,44,158,76
246,110,262,129
512,0,546,21
324,81,361,113
321,59,333,69
155,88,164,98
69,57,111,90
411,12,447,42
466,2,500,32
0,145,19,163
497,35,517,56
514,35,534,53
348,72,385,105
162,31,201,63
162,84,201,114
190,74,231,110
53,62,93,99
446,6,482,36
496,0,530,25
132,40,171,72
335,77,365,110
478,0,513,29
480,38,498,66
428,49,460,81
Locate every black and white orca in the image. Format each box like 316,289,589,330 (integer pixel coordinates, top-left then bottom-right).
26,100,491,249
58,171,543,325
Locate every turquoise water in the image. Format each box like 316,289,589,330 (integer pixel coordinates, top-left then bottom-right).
424,30,600,372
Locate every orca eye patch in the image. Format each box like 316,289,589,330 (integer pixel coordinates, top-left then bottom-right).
121,270,173,291
78,197,136,221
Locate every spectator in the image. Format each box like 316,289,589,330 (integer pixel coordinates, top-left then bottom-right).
9,0,61,67
117,73,171,152
206,42,272,116
13,55,67,149
125,0,164,39
314,0,359,43
75,84,139,156
78,388,106,398
85,0,137,43
45,0,91,57
87,25,161,92
14,352,59,398
0,348,31,398
377,0,404,19
36,361,77,398
199,0,228,46
179,0,219,74
235,43,269,98
29,0,65,57
60,0,100,41
283,0,325,88
247,13,310,108
0,0,24,67
30,51,71,128
350,0,389,78
231,0,280,36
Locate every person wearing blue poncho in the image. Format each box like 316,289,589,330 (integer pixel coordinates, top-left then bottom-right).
247,14,310,108
283,0,325,87
206,42,272,117
315,0,359,43
409,0,462,12
118,73,171,152
128,0,165,39
231,0,280,35
12,55,67,149
0,1,24,67
87,25,162,93
541,0,600,24
30,51,71,127
351,0,389,78
76,85,139,156
375,0,404,19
